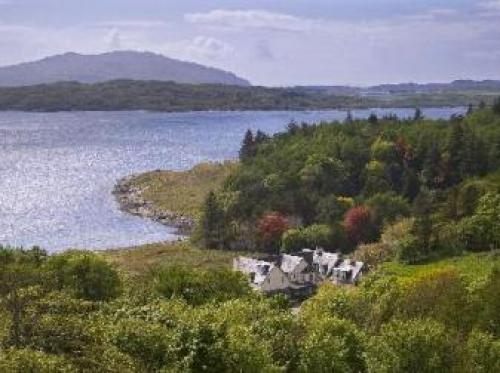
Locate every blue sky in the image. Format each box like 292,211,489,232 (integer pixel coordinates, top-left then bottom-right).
0,0,499,85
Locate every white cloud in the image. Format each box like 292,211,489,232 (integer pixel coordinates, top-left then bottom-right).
162,36,234,61
402,8,459,22
107,28,122,51
96,20,167,29
185,9,315,32
480,0,500,10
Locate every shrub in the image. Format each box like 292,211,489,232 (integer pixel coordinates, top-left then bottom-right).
464,330,500,373
0,348,74,372
366,318,458,372
152,265,250,306
45,252,121,301
299,316,366,373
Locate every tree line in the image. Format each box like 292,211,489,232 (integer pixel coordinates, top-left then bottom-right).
197,101,500,266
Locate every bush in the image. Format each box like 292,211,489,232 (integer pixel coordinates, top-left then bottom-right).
0,348,74,372
353,242,391,270
455,193,500,251
112,319,174,371
396,233,422,264
299,316,366,373
45,252,121,301
281,224,333,252
366,318,458,372
152,265,250,306
464,330,500,373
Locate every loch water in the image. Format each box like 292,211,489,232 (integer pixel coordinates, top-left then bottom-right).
0,108,465,251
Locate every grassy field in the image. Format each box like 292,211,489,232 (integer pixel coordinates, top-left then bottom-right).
102,241,240,276
378,250,500,287
127,161,237,219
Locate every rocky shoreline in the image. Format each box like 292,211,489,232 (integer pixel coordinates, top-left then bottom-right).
113,175,195,235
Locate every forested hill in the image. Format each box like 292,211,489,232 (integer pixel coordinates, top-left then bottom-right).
0,80,372,112
198,102,500,262
0,79,498,112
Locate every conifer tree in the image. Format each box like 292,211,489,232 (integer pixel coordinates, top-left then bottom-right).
493,96,500,115
200,191,225,249
413,107,423,121
368,113,378,124
239,129,255,162
447,123,464,185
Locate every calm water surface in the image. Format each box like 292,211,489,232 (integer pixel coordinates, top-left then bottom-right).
0,108,464,252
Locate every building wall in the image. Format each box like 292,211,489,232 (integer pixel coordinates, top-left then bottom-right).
288,260,310,284
260,267,290,292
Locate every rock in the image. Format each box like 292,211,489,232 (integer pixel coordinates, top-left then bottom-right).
112,175,195,235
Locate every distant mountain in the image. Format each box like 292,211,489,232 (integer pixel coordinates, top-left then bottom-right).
0,51,251,87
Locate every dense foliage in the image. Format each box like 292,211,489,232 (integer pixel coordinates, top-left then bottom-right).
0,80,497,112
0,80,372,112
2,104,500,371
1,245,498,372
199,106,500,261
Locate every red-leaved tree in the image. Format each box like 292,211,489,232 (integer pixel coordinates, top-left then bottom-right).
257,212,289,252
344,206,375,245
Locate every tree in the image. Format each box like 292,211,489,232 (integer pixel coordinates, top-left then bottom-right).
456,193,500,252
413,107,423,121
299,316,367,373
281,224,332,252
344,206,375,245
466,103,474,115
368,113,378,124
112,319,174,371
45,252,121,301
258,212,289,251
366,319,458,373
477,264,500,336
493,96,500,115
152,265,250,305
199,191,226,249
464,330,500,373
366,192,410,233
281,228,307,253
0,247,48,346
254,130,270,144
0,348,74,372
345,110,353,123
446,123,465,185
239,129,256,161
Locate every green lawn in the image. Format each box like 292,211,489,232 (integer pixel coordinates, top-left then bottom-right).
102,241,240,276
126,161,237,219
379,250,500,288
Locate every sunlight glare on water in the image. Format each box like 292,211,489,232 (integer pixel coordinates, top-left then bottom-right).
0,108,464,252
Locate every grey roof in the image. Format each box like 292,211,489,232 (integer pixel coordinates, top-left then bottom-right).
234,257,274,285
313,250,340,275
333,259,364,281
280,254,304,274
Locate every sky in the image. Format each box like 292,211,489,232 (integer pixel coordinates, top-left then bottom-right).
0,0,499,86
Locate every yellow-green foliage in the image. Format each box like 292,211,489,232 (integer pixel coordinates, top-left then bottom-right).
127,161,237,219
102,241,239,276
379,250,500,290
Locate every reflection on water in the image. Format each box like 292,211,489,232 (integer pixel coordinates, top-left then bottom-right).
0,108,464,251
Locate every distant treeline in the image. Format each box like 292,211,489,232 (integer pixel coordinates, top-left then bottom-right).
0,80,497,112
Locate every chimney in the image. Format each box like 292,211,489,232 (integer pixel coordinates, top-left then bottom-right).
301,248,314,265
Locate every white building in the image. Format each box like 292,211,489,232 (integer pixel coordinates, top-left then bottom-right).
233,256,290,293
234,249,364,295
331,258,364,285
